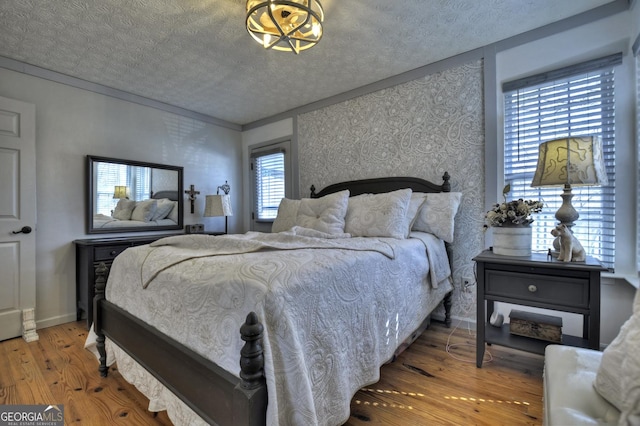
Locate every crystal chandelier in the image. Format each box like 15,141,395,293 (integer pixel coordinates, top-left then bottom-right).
246,0,324,54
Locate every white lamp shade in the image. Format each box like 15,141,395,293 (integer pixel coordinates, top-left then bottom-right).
531,136,608,187
204,194,233,217
113,185,130,199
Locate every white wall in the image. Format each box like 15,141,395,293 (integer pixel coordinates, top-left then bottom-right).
0,68,242,328
494,11,636,345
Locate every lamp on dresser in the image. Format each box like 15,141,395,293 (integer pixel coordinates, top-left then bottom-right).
204,181,233,234
530,136,608,250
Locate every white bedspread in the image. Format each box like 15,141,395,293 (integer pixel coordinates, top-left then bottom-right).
97,231,452,426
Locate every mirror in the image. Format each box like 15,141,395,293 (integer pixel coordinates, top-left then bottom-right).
86,156,184,234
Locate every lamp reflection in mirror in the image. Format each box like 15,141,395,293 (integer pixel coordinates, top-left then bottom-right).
530,136,608,247
113,186,130,199
204,181,233,234
246,0,324,54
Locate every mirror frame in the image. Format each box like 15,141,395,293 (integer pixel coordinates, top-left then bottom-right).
86,155,184,234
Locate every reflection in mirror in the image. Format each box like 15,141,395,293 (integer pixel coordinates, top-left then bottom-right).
87,156,184,234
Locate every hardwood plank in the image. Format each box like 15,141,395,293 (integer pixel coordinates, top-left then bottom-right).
0,322,172,425
345,322,544,426
0,320,543,425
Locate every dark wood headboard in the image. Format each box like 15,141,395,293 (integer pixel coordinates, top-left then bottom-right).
309,172,451,198
151,190,179,201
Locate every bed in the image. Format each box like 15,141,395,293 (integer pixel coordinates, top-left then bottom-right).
92,190,180,229
89,174,457,426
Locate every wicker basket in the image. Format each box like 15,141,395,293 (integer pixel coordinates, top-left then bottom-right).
509,310,562,343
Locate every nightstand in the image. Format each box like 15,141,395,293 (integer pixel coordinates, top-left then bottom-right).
473,249,607,368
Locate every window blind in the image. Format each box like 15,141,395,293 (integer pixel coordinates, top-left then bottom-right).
95,163,151,215
503,57,618,269
251,150,285,221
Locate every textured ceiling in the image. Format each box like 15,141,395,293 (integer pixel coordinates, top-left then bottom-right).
0,0,615,125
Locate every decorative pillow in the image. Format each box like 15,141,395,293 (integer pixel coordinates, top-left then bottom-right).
112,199,136,220
167,201,178,223
296,190,349,235
594,288,640,413
131,199,158,222
411,192,462,243
403,192,428,237
272,198,301,233
151,198,174,221
345,189,412,239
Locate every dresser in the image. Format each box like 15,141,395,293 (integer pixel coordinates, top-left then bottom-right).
74,234,181,329
473,249,607,368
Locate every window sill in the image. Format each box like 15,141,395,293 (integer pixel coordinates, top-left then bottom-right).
602,272,639,289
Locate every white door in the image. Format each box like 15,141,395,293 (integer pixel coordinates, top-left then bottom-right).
0,96,37,342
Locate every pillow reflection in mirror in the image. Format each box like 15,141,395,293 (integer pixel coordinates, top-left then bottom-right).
131,199,158,222
151,198,174,221
112,199,136,220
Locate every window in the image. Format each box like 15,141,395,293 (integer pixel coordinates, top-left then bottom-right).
251,149,286,221
503,53,621,269
95,162,150,215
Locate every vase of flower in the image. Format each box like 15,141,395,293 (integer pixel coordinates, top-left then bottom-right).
492,226,532,256
484,185,543,257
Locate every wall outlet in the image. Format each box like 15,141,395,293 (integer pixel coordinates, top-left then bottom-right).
462,276,476,292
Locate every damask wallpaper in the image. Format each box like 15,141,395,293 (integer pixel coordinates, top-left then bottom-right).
298,60,485,320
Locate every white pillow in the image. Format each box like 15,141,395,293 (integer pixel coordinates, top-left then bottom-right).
272,198,301,233
345,189,412,239
403,192,428,237
112,199,136,220
151,198,174,221
594,288,640,414
296,190,349,235
131,199,158,222
411,192,462,243
167,201,178,223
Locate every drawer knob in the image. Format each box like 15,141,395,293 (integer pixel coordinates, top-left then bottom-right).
110,250,117,256
528,284,537,293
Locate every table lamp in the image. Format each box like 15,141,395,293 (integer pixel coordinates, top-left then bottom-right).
530,136,608,247
113,186,130,199
204,181,233,234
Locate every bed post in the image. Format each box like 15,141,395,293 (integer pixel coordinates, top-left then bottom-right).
441,171,451,192
93,262,109,377
443,292,452,327
233,312,268,425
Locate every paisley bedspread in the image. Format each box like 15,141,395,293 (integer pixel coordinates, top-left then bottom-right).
100,231,453,426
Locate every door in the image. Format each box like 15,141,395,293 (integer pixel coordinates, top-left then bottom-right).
0,96,37,342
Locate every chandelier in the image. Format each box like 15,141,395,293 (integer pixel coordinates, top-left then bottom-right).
246,0,324,54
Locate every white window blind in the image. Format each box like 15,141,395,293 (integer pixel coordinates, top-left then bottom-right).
251,150,285,221
503,54,620,269
95,163,151,215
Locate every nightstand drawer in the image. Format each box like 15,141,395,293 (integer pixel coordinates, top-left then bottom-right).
485,270,589,309
94,245,128,261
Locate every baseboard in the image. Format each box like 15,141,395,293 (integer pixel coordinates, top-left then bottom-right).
431,312,478,331
36,313,77,330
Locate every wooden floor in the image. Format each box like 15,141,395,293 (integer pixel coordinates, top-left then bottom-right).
0,320,544,425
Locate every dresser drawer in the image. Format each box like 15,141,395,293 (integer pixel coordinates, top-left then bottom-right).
485,270,589,309
94,245,129,261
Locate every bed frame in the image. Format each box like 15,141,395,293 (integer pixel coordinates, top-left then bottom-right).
93,173,453,426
